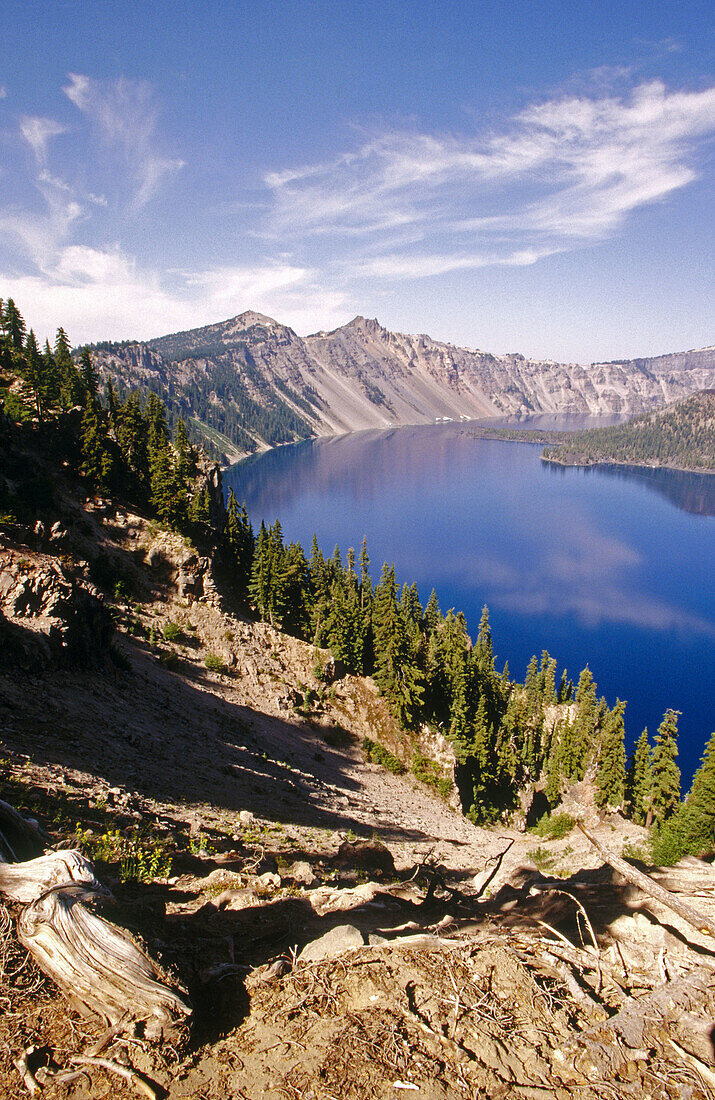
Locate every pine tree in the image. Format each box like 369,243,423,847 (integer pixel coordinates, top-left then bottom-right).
23,331,46,419
652,729,715,864
626,727,652,825
424,588,441,633
55,328,84,408
561,666,600,780
595,700,627,810
4,299,26,351
650,709,681,824
79,349,99,400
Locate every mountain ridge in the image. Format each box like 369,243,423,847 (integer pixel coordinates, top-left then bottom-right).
85,312,715,461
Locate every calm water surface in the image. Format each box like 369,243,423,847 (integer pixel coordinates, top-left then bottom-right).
224,423,715,787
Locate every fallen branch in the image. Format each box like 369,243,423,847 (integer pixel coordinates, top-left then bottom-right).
577,824,715,940
70,1055,160,1100
474,838,514,900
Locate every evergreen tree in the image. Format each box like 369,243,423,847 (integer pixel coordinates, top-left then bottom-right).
79,349,99,400
595,700,627,810
424,588,442,633
23,331,46,419
4,299,26,351
626,727,652,825
55,328,84,408
652,730,715,864
650,709,681,824
561,666,600,780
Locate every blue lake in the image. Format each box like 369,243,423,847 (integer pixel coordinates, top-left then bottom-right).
224,423,715,788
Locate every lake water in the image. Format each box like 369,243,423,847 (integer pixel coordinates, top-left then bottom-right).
224,423,715,788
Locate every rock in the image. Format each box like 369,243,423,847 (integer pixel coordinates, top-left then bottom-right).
256,872,281,890
238,810,254,826
213,888,260,912
286,860,316,887
336,838,396,877
298,924,365,963
307,882,384,916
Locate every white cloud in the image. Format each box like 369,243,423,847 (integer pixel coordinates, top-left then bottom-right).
19,116,65,164
63,72,184,206
0,244,352,344
266,80,715,279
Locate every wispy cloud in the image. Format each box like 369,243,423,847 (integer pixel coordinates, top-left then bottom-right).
266,80,715,280
0,243,352,343
63,72,184,206
19,116,65,164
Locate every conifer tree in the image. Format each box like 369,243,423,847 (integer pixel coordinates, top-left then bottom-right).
4,299,26,351
626,727,652,825
652,730,715,864
79,349,99,400
424,588,441,633
595,700,627,810
650,709,681,824
561,666,600,780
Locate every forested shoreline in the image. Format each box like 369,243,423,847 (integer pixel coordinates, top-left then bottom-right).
542,390,715,472
2,298,713,864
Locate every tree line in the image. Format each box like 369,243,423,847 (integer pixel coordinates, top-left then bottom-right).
2,298,712,858
543,391,715,472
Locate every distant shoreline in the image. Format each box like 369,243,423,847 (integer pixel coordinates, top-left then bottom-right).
541,453,715,476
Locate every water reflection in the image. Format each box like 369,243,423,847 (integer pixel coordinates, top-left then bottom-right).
224,422,714,784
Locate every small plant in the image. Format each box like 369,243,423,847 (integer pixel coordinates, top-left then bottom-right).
411,748,451,798
189,832,216,856
363,738,405,775
622,840,649,864
162,620,182,643
526,846,558,872
74,826,172,882
312,650,328,682
224,630,235,642
158,649,179,670
529,812,576,840
204,652,228,674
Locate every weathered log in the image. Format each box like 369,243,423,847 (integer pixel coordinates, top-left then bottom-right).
0,843,192,1040
18,885,190,1039
577,823,715,939
0,848,101,904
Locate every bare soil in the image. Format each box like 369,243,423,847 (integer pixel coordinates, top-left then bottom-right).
1,508,714,1099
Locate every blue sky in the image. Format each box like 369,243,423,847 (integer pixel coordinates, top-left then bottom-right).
1,0,713,360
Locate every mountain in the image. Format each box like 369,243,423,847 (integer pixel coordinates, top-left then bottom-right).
85,313,715,461
543,389,715,472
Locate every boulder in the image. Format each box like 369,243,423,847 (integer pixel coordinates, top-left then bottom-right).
298,924,365,964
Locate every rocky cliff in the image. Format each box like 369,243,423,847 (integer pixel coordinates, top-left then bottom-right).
87,313,715,457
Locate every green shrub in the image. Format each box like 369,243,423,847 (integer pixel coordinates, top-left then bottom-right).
363,738,405,775
529,812,576,840
204,652,228,674
411,748,451,798
526,846,558,872
162,620,182,643
74,826,172,882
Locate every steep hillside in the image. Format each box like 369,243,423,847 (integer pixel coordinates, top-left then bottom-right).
85,314,715,460
543,389,715,472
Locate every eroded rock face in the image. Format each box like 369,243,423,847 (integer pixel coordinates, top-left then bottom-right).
0,552,113,665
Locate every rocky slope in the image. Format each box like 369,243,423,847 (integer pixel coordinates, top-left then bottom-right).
2,460,715,1098
87,313,715,458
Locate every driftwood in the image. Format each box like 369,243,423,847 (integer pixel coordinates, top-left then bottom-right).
577,823,715,940
0,816,192,1041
